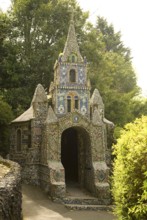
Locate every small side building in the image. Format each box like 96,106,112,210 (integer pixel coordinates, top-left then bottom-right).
9,17,114,204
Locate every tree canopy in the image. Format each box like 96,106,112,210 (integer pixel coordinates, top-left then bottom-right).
81,17,139,126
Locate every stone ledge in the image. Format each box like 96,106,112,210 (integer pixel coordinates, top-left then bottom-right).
0,157,22,220
65,204,114,211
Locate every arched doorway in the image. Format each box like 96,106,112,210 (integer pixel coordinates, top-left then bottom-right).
61,128,78,183
61,126,93,191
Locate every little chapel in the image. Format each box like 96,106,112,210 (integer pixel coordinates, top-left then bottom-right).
10,17,114,204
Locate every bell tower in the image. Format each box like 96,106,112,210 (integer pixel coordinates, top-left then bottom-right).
50,16,91,117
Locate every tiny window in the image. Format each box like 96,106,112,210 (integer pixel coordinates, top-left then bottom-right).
67,96,71,112
69,69,76,82
74,96,79,109
17,129,21,152
72,55,75,63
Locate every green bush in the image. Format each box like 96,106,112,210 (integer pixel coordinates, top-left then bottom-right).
0,98,13,157
112,116,147,220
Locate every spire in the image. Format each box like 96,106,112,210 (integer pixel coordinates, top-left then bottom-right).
31,84,47,104
90,89,104,110
92,108,102,125
61,13,83,63
45,106,58,124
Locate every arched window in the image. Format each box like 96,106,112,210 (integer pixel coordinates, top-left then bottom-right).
67,96,71,112
72,55,75,63
69,69,76,82
68,54,77,63
74,96,79,110
17,129,21,152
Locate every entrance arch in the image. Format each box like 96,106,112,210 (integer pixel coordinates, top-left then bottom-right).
61,126,93,191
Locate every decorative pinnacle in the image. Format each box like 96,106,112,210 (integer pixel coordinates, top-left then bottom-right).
70,7,74,24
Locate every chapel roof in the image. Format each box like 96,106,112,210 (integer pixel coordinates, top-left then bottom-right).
12,84,47,123
12,106,34,123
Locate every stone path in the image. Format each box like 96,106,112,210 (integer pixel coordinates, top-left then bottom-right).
22,184,116,220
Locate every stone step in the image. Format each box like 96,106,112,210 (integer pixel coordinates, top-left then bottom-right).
65,204,113,211
63,197,111,206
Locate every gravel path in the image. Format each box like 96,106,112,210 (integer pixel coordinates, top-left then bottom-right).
22,184,116,220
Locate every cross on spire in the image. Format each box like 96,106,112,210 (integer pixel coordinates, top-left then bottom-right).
61,8,83,63
70,8,74,23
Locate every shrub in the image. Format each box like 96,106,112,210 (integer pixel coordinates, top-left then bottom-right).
112,116,147,220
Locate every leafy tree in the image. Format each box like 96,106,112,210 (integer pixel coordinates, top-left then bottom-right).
0,98,14,157
96,16,131,60
112,116,147,220
130,97,147,120
7,0,88,111
81,17,139,126
0,11,26,115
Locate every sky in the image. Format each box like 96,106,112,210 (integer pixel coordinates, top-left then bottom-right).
0,0,147,96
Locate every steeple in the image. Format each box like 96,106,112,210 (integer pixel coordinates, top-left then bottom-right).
61,14,83,63
52,12,90,117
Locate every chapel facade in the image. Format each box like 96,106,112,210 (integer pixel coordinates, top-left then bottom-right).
9,17,114,204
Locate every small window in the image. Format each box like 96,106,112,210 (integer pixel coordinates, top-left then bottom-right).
72,55,75,63
17,129,21,152
74,96,79,109
69,69,76,82
67,96,71,112
68,54,77,63
28,134,31,148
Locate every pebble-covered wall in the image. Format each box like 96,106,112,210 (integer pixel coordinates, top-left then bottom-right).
0,157,22,220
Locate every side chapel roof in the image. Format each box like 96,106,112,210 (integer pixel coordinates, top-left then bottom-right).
12,106,34,123
61,16,83,63
12,84,47,123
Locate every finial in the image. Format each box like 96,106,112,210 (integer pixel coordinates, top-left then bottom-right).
70,7,74,24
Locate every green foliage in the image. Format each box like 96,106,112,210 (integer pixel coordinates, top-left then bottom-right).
96,16,131,59
81,17,139,126
130,97,147,120
113,126,123,140
112,116,147,219
0,98,14,157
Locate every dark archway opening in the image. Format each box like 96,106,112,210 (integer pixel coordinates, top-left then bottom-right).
61,128,78,183
61,126,93,196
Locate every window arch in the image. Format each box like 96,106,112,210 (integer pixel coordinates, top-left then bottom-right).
68,54,77,63
72,55,76,63
69,69,76,82
17,129,22,152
